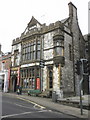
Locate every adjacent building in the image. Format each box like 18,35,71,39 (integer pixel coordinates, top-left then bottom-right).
10,38,21,92
84,34,90,94
0,50,11,92
10,2,86,97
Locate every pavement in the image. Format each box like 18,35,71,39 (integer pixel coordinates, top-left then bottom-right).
57,95,90,108
2,92,90,119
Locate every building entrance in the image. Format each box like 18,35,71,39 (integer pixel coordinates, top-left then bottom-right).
48,66,53,96
12,75,17,92
49,70,53,89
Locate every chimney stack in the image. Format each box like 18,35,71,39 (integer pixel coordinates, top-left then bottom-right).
68,2,77,19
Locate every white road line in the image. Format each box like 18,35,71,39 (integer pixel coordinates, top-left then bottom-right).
3,100,40,110
14,103,32,109
1,110,49,118
16,97,46,109
3,93,46,109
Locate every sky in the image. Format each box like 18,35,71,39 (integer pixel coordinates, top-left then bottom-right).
0,0,89,53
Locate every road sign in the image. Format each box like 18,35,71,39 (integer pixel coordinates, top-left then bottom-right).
80,59,89,75
39,60,45,68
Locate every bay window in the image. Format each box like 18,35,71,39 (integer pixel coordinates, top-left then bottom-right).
54,39,64,56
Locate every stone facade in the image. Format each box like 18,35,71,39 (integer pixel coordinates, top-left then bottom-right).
84,34,90,94
10,38,21,92
10,2,85,97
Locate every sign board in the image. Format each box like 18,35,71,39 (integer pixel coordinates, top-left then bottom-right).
17,67,20,85
36,78,40,90
8,69,10,89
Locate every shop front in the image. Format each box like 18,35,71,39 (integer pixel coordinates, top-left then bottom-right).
10,67,20,92
20,65,41,93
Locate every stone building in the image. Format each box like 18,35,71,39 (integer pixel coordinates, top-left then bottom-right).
10,38,21,92
10,2,85,97
84,34,90,94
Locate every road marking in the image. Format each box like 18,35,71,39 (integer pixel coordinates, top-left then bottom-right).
3,93,46,109
16,97,46,109
14,103,33,109
1,110,49,118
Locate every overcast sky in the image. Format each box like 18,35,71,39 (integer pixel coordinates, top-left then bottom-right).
0,0,89,53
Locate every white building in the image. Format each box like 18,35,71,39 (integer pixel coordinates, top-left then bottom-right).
0,52,11,92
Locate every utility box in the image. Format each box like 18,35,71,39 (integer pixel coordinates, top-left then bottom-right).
56,90,63,99
52,91,57,102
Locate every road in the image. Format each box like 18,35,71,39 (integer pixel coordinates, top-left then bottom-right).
1,93,76,119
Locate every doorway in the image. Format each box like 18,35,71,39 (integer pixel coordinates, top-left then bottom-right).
48,66,53,96
12,75,17,92
1,75,4,91
49,70,53,89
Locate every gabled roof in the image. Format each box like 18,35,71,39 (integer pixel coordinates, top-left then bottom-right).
28,16,42,28
61,17,69,24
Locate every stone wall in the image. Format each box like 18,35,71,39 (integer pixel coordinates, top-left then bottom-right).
53,65,60,91
42,24,75,97
62,26,74,97
11,42,21,67
68,2,85,96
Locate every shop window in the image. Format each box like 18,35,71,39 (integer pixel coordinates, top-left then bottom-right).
32,78,35,89
21,70,23,78
21,67,41,89
23,78,29,88
29,69,31,77
29,78,32,89
32,69,34,77
24,69,26,78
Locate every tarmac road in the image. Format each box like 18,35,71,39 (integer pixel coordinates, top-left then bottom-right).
1,93,76,119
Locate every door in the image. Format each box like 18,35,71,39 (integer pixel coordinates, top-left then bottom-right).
47,66,53,96
12,76,17,92
49,70,53,89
